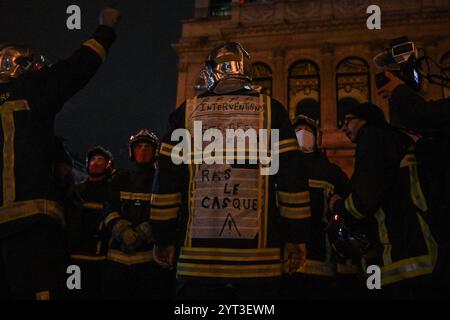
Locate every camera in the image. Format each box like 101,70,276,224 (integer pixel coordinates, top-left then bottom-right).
374,36,422,91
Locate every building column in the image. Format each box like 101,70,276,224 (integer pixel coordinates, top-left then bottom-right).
194,0,210,18
231,0,241,26
176,62,189,108
423,37,442,100
272,47,287,108
320,44,336,130
273,0,286,24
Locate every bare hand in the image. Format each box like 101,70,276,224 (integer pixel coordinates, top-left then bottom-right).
99,6,121,29
377,72,405,99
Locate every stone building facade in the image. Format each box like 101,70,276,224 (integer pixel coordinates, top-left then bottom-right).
173,0,450,176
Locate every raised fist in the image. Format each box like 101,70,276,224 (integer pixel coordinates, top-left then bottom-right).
99,6,121,29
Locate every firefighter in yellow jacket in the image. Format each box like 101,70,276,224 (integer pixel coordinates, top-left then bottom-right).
331,102,438,299
151,42,311,299
0,7,120,300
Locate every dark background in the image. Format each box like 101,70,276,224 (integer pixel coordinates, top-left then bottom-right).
0,0,195,167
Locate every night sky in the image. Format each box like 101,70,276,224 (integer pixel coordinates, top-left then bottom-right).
0,0,195,167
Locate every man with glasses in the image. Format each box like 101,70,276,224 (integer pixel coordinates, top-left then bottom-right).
331,102,438,299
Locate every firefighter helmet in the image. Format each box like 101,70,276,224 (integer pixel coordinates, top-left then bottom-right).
204,42,253,94
0,43,47,81
292,114,322,149
128,129,160,162
326,213,372,260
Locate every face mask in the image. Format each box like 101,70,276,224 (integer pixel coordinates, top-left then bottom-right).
296,129,316,153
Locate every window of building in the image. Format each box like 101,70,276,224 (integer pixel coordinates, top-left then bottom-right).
210,0,232,17
252,62,272,96
336,57,371,128
441,52,450,98
288,60,320,123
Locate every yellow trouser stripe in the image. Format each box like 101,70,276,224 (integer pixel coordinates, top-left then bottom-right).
107,249,153,266
381,255,435,286
150,207,179,221
82,39,106,62
344,194,365,220
180,247,280,262
0,199,64,225
279,205,311,219
177,262,281,278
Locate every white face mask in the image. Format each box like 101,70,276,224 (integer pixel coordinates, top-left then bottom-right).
296,129,316,153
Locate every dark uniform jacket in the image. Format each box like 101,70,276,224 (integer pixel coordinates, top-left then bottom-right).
391,85,450,247
151,90,311,283
68,179,110,261
103,165,155,266
295,152,350,277
0,26,116,238
335,122,438,286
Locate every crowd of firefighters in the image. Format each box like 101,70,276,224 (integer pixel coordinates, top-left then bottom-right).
1,6,449,300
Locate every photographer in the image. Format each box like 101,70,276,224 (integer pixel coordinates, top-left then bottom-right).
331,102,438,299
378,71,450,135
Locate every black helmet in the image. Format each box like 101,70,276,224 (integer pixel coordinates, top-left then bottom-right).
86,145,113,174
326,213,372,260
128,129,160,162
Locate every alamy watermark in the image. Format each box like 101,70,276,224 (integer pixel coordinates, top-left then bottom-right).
169,121,280,176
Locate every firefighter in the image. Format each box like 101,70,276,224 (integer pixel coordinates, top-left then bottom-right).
102,130,173,300
330,102,438,299
151,42,311,300
379,71,450,295
0,7,120,300
281,115,351,300
66,146,113,299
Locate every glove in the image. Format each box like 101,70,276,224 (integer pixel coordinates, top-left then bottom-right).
135,222,152,245
283,243,307,275
112,219,142,252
